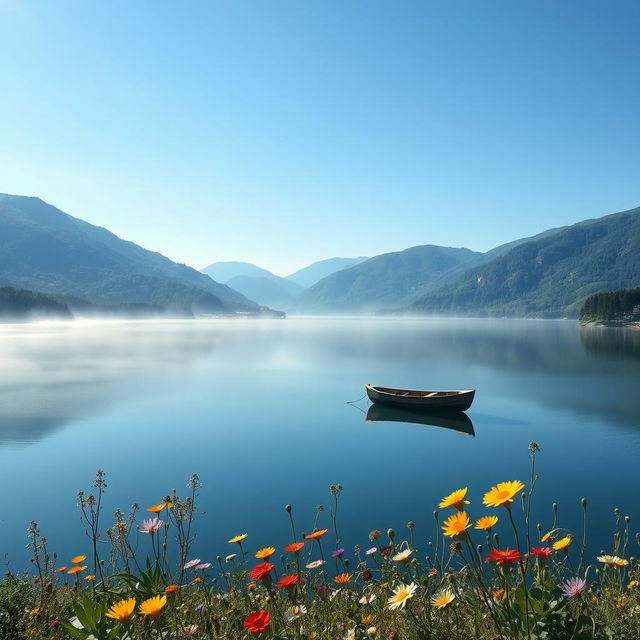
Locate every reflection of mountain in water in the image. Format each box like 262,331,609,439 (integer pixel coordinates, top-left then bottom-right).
366,405,475,436
579,326,640,363
0,322,226,446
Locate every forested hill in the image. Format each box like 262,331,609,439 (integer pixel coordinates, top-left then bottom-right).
411,206,640,318
0,287,73,321
580,287,640,325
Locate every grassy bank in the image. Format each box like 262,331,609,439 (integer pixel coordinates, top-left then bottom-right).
2,444,640,640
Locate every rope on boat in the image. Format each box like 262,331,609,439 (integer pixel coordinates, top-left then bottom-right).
346,393,368,405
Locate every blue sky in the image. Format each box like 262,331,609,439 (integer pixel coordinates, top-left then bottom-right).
1,1,639,275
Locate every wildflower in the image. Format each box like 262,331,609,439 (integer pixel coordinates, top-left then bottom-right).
387,582,418,610
71,555,86,564
485,549,520,565
429,568,437,576
362,615,373,625
140,518,163,534
250,562,275,581
55,566,67,573
332,548,345,558
183,625,199,635
106,598,136,623
165,584,178,593
360,593,376,604
483,481,525,508
627,580,638,589
475,515,499,531
67,566,87,575
561,577,587,598
392,549,413,562
228,533,248,543
255,546,276,559
366,627,377,637
541,530,554,542
366,547,377,555
183,559,201,569
306,560,324,569
139,595,167,619
552,536,572,551
192,577,201,583
334,573,351,585
225,554,236,562
243,610,270,633
361,569,373,581
196,563,211,570
493,588,505,599
285,605,306,622
345,629,356,640
431,589,456,609
380,544,395,557
275,574,299,589
598,554,628,566
438,488,469,510
146,503,166,513
441,512,471,538
29,608,39,616
530,547,552,558
369,530,381,540
304,529,328,540
284,542,305,553
84,575,96,581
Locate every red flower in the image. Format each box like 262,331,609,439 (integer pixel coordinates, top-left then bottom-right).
250,562,275,581
284,542,305,553
361,568,372,581
304,529,328,540
275,574,299,589
243,610,270,633
485,548,521,565
530,547,552,558
380,544,395,557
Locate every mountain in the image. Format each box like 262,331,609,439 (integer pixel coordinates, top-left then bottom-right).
411,206,640,317
0,194,259,315
201,261,303,308
294,245,482,313
0,286,73,321
286,257,369,288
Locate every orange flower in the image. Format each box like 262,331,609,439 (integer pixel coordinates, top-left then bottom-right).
192,577,202,583
284,542,305,553
275,574,299,589
67,566,87,575
304,529,328,540
250,562,274,581
84,574,96,581
475,516,499,531
139,595,167,619
106,598,136,622
165,584,178,593
71,555,86,564
55,566,67,573
254,546,276,559
244,610,270,633
334,573,351,585
146,503,166,513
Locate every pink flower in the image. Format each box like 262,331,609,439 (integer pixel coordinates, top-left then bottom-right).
183,558,201,569
196,563,211,570
366,547,378,556
562,577,587,598
183,624,199,634
140,518,163,534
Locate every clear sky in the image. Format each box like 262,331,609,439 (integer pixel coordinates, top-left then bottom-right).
1,1,639,276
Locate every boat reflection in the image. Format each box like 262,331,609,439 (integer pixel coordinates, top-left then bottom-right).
365,404,475,436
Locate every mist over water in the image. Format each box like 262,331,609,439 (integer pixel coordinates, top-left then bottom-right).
0,317,638,568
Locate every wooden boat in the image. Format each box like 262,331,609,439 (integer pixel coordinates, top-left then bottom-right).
365,384,475,411
366,405,475,436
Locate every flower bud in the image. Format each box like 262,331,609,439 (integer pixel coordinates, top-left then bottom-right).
581,498,587,509
433,510,439,521
553,503,558,512
285,504,292,513
387,528,395,541
615,508,621,516
407,521,415,529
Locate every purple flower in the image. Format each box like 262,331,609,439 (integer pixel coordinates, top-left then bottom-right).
331,548,345,558
562,577,587,598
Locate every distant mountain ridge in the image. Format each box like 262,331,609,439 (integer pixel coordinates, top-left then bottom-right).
411,206,640,317
0,194,259,315
286,256,369,288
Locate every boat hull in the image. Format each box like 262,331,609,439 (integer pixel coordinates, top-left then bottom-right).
365,384,475,412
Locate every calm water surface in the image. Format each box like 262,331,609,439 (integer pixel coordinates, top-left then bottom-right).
0,317,639,568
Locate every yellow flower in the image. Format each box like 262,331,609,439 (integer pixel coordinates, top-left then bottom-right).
254,546,276,559
540,530,554,542
627,580,638,589
441,511,471,538
146,503,166,513
475,515,498,531
71,555,87,564
228,533,248,544
431,589,456,609
483,481,524,508
387,582,418,610
438,488,469,510
139,595,167,619
106,598,136,622
552,536,572,551
361,615,373,625
598,554,628,566
392,549,413,563
84,574,96,581
29,608,39,616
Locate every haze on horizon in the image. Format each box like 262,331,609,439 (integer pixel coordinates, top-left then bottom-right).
1,0,639,276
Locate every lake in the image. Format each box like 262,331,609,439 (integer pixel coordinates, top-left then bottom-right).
0,317,639,569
